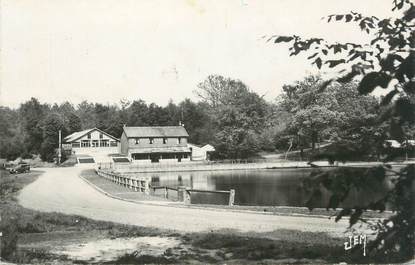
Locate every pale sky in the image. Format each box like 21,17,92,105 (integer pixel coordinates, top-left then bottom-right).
0,0,396,108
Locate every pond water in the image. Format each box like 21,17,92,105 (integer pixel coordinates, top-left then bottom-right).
148,168,393,208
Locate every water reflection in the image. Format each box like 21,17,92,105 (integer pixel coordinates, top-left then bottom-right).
145,168,391,207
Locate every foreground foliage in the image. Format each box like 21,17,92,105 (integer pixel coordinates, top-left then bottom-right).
272,0,415,261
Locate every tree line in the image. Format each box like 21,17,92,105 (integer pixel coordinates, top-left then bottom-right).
0,73,392,162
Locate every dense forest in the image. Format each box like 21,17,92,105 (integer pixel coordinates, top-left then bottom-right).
0,74,395,162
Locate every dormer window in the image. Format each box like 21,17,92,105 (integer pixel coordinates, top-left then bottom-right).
99,133,103,139
163,138,167,144
149,138,154,144
87,133,91,139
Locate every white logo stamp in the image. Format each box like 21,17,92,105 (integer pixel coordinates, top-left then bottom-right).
344,234,367,256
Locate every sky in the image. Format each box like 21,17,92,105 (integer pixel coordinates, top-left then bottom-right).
0,0,397,108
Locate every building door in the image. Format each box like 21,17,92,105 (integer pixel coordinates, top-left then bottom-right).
150,154,159,163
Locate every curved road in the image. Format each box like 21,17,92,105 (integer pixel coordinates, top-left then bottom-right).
19,167,351,238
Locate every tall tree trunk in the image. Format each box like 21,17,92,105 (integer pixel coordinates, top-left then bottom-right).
298,134,303,161
311,131,317,151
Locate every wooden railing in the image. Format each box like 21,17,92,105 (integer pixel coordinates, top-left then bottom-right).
151,186,179,200
96,169,151,194
97,159,315,173
96,169,236,206
151,185,235,206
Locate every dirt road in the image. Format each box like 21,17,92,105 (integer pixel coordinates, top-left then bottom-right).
18,167,351,238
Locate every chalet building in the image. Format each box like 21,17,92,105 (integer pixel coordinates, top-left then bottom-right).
188,143,215,161
120,126,191,163
63,128,120,157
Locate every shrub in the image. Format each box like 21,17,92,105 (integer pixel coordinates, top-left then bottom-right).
0,210,18,260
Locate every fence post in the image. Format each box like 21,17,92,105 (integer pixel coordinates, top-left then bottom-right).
229,189,235,206
184,189,191,205
138,180,142,192
177,186,185,202
144,180,150,195
133,179,138,191
164,187,168,199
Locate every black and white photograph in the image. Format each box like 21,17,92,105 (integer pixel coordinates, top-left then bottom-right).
0,0,414,264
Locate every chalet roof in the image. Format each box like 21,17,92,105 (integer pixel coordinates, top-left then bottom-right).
188,143,215,152
64,128,119,143
201,144,215,151
123,126,189,138
64,129,94,142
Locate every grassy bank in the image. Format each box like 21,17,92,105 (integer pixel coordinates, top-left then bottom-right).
0,169,173,264
1,168,382,264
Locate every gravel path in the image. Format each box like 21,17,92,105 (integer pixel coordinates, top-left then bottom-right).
18,167,352,238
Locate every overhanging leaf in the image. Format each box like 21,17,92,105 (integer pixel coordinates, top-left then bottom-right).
395,52,415,81
335,15,344,21
326,59,346,68
274,36,294,43
314,57,322,69
327,195,341,210
349,208,363,227
402,80,415,94
305,189,322,211
381,89,399,105
358,72,392,94
335,208,351,222
345,14,353,22
403,5,415,21
307,52,319,60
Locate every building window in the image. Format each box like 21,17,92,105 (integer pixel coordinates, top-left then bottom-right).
149,138,154,144
72,142,80,148
81,140,90,147
135,138,140,144
177,137,181,144
163,138,167,144
110,141,118,147
92,140,99,147
133,153,149,160
99,133,103,139
163,153,175,159
87,133,91,139
100,140,109,147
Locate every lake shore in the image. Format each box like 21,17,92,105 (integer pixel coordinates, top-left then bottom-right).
106,159,415,173
81,169,392,220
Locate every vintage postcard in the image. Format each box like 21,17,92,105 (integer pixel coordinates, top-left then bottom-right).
0,0,414,264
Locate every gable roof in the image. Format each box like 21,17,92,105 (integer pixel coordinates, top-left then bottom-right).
64,128,119,143
123,126,189,138
64,128,94,142
201,144,215,151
